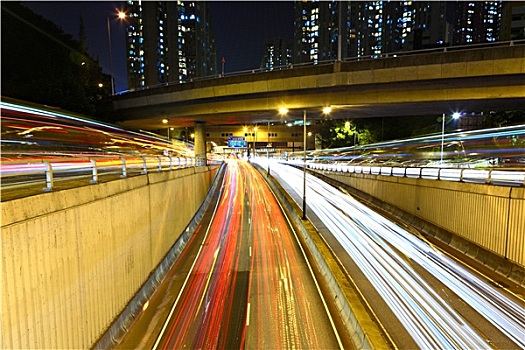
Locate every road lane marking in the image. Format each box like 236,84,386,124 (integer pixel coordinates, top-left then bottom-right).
152,185,224,350
195,247,221,318
267,181,345,350
246,302,251,326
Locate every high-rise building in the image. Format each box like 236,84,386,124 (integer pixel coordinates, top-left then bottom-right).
294,1,341,64
293,1,511,64
347,1,449,57
125,0,216,90
500,1,525,40
295,1,450,63
347,1,384,58
262,39,292,70
453,1,503,45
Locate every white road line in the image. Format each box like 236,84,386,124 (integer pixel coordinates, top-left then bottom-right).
152,185,224,350
246,302,251,326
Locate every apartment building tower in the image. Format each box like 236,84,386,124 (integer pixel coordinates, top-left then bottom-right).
453,1,503,44
261,38,293,70
125,0,216,90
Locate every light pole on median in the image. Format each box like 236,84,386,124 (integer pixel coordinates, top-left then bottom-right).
162,118,170,140
267,121,271,175
279,106,331,220
254,126,258,158
302,109,307,219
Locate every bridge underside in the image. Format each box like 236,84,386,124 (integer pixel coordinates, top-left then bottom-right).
116,75,525,130
117,97,525,130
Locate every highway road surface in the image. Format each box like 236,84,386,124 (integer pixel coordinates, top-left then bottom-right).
118,159,351,349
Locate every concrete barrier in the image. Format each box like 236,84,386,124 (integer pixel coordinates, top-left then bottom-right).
1,166,219,349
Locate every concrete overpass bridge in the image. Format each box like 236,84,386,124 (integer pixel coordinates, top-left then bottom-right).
113,43,525,131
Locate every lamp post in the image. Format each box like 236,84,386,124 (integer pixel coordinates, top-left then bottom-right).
107,11,126,95
302,110,307,219
279,107,330,220
253,126,258,158
337,0,342,62
440,112,461,165
162,118,169,140
267,121,271,175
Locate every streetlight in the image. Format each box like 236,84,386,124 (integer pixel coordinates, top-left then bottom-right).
279,106,331,220
162,118,170,140
302,110,307,219
253,126,258,158
440,112,461,164
107,11,126,95
267,121,271,175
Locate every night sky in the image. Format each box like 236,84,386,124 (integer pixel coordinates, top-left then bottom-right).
22,1,294,93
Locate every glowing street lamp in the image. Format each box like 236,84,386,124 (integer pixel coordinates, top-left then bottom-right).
440,112,462,164
279,106,331,220
162,118,170,140
107,11,126,95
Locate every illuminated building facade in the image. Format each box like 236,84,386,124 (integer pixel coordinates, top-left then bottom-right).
294,1,344,64
293,1,511,63
294,1,450,62
453,1,503,44
347,1,450,57
125,0,216,90
262,39,293,70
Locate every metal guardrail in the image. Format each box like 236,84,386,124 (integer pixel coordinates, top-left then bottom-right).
0,155,202,194
287,161,525,187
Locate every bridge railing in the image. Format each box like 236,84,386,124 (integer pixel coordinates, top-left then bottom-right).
286,160,525,187
116,39,525,95
0,155,201,195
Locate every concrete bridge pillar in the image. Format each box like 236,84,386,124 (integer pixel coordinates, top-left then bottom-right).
194,121,207,166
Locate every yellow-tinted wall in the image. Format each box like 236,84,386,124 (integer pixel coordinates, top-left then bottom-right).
322,172,525,269
1,166,218,349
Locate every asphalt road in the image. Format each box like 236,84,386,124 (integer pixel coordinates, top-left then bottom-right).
117,159,351,349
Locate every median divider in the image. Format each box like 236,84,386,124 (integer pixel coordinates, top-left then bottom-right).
254,164,390,350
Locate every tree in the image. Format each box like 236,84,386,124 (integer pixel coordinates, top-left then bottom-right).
316,115,440,148
483,110,525,128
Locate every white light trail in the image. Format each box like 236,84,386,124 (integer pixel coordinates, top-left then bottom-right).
263,161,525,349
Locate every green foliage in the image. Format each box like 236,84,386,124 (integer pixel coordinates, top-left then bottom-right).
1,2,112,118
317,115,440,148
483,110,525,128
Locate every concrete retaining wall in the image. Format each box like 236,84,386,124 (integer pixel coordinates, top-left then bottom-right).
1,166,219,349
317,171,525,283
